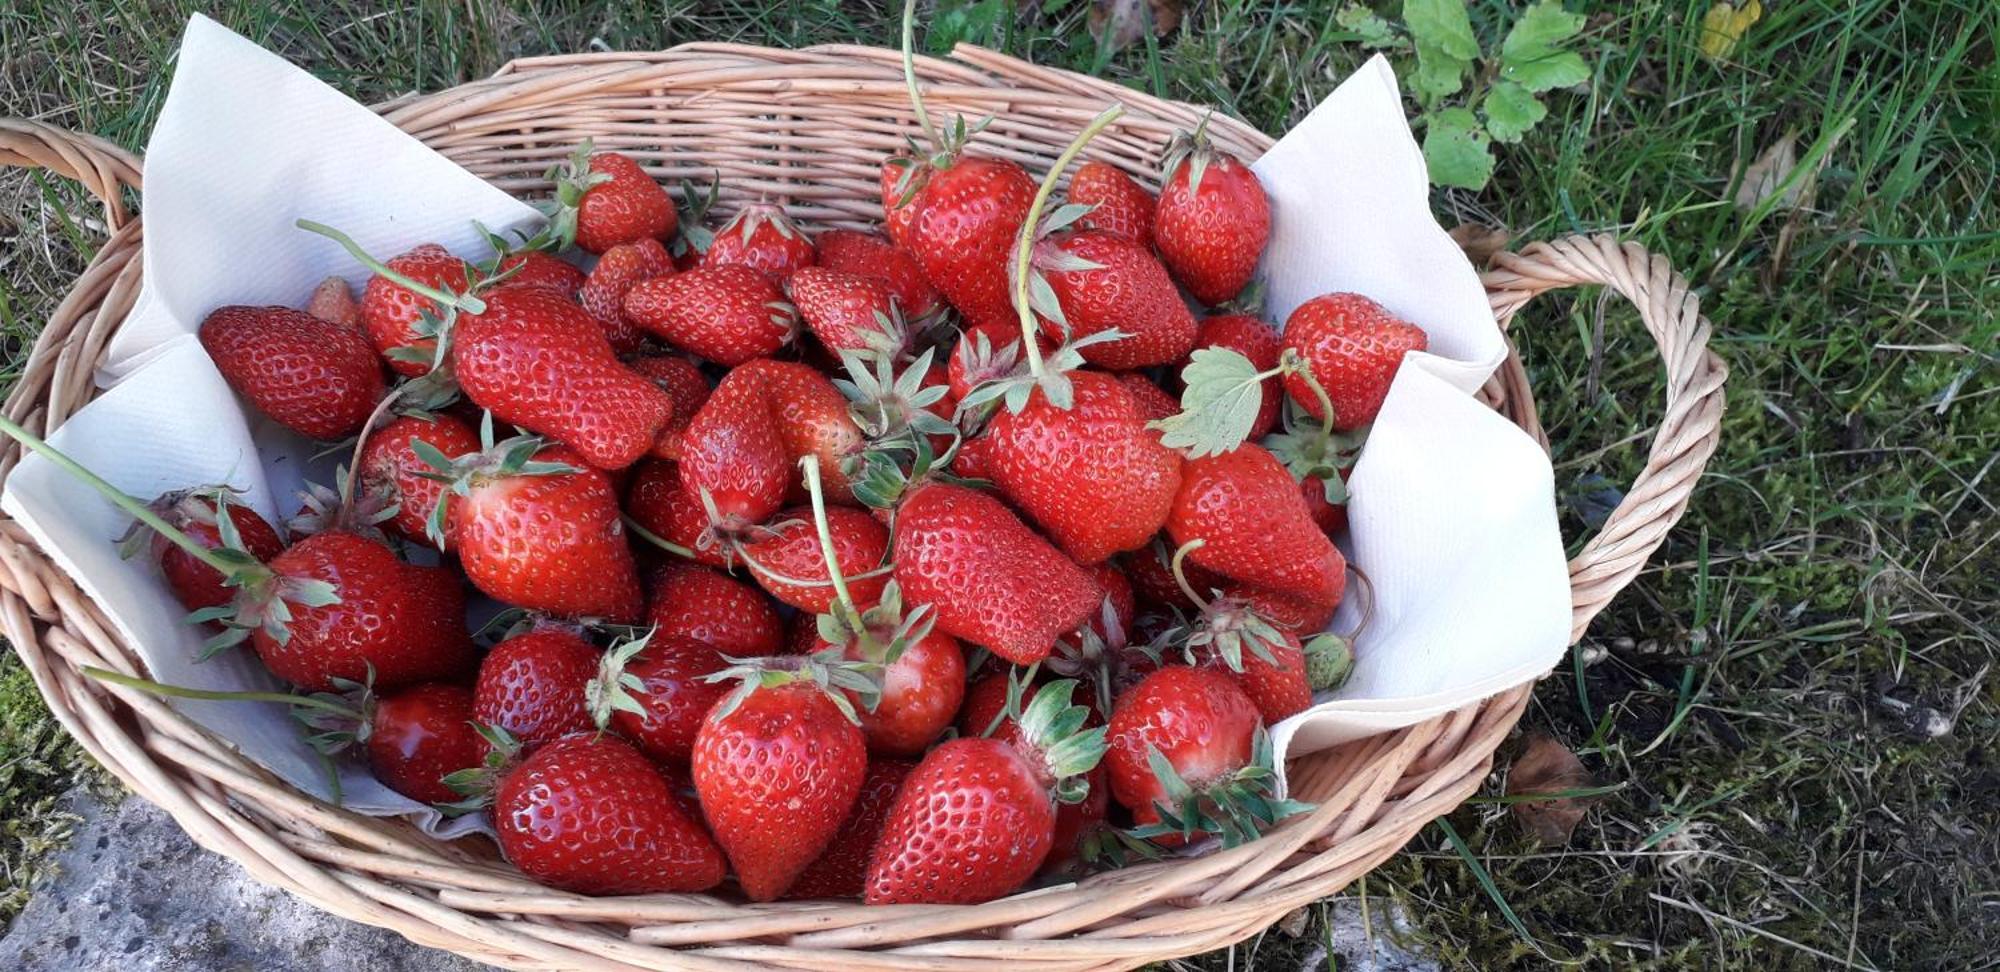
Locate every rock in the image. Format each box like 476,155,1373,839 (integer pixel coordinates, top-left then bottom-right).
0,786,487,971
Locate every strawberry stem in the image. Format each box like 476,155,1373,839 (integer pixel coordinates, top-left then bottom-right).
622,515,697,560
798,456,865,630
1014,104,1126,381
900,0,942,151
81,666,363,720
295,220,487,316
340,385,412,516
1281,350,1339,438
1168,538,1212,611
0,414,257,578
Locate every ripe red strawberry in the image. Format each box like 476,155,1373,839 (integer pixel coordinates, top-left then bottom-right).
580,238,674,354
1105,665,1304,844
1280,292,1428,432
304,276,362,330
623,264,798,366
474,625,601,752
251,531,475,692
589,633,729,766
362,682,490,804
789,267,906,360
1182,597,1314,725
645,564,784,657
1123,537,1226,613
1192,313,1283,439
1299,467,1350,537
816,229,940,318
199,306,386,441
956,671,1020,743
124,488,286,612
983,371,1183,564
622,460,729,568
948,328,1023,403
1032,229,1196,369
891,482,1100,664
452,286,672,470
865,680,1106,904
625,353,711,460
1167,444,1346,607
701,203,817,280
1065,159,1156,246
1224,578,1341,635
879,156,929,249
1153,128,1270,306
491,250,585,297
828,590,967,758
1118,373,1180,426
679,365,790,529
494,733,726,894
949,429,996,480
694,673,868,901
739,359,864,505
787,758,913,899
551,147,679,255
358,244,475,376
741,506,890,614
908,156,1038,332
432,440,644,622
358,413,480,550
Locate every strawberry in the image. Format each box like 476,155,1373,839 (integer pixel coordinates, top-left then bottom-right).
816,229,940,319
358,413,481,550
693,667,869,901
1123,536,1224,613
955,671,1020,743
361,682,490,804
865,680,1106,904
1224,578,1340,634
1299,467,1349,537
623,460,729,568
982,371,1183,564
249,531,475,692
304,276,362,330
645,563,784,657
700,203,817,281
1167,444,1346,607
580,238,674,354
739,359,865,505
588,633,729,766
1178,596,1314,725
427,437,644,623
908,155,1038,332
1117,373,1180,425
879,156,928,249
891,482,1099,664
1280,292,1428,432
491,250,585,297
789,267,907,360
1065,159,1156,246
493,733,727,894
625,353,711,460
1030,230,1196,369
358,244,476,376
826,587,966,758
474,625,601,752
120,488,286,612
198,306,386,441
547,145,679,255
1153,125,1270,306
949,430,996,480
1104,665,1307,844
948,328,1023,404
623,264,798,366
741,505,890,614
1193,313,1283,439
679,365,790,529
452,285,672,470
787,758,913,899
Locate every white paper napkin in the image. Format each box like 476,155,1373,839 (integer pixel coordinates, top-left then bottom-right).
2,18,1570,834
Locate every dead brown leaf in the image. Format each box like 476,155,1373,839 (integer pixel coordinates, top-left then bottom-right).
1088,0,1182,56
1507,731,1592,846
1448,222,1513,269
1732,131,1823,212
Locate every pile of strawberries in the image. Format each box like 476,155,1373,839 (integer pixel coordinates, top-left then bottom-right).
11,33,1440,907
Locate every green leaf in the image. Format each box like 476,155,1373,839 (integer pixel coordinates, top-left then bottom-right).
1405,0,1478,103
1148,348,1271,458
1336,5,1402,49
1421,107,1495,190
1482,80,1548,144
1498,2,1590,92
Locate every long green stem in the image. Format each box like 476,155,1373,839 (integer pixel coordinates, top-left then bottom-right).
82,666,361,720
900,0,941,151
622,515,696,559
295,220,486,315
341,384,411,514
0,414,248,576
1283,350,1339,438
798,457,862,627
1014,104,1126,380
1168,538,1211,610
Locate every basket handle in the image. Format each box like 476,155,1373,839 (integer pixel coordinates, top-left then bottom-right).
1482,234,1728,643
0,119,144,229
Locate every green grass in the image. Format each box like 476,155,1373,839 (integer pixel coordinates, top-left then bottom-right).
2,0,1995,966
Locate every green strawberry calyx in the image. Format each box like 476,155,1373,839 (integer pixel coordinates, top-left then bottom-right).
672,173,722,259
438,723,525,816
410,413,580,550
583,626,657,730
1162,539,1293,675
702,648,885,727
1303,632,1354,692
1132,725,1314,848
1160,114,1221,197
1011,679,1109,806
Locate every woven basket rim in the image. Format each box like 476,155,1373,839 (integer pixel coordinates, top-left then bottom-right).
0,40,1726,972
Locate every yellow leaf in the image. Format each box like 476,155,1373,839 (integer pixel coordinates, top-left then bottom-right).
1698,0,1762,60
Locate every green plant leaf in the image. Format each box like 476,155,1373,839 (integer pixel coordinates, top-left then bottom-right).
1336,4,1402,49
1148,348,1270,458
1483,79,1548,143
1422,107,1495,189
1405,0,1478,103
1498,1,1590,92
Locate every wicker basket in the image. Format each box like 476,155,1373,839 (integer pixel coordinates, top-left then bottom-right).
0,42,1726,972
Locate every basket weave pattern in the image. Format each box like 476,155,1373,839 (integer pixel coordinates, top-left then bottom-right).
0,42,1725,972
